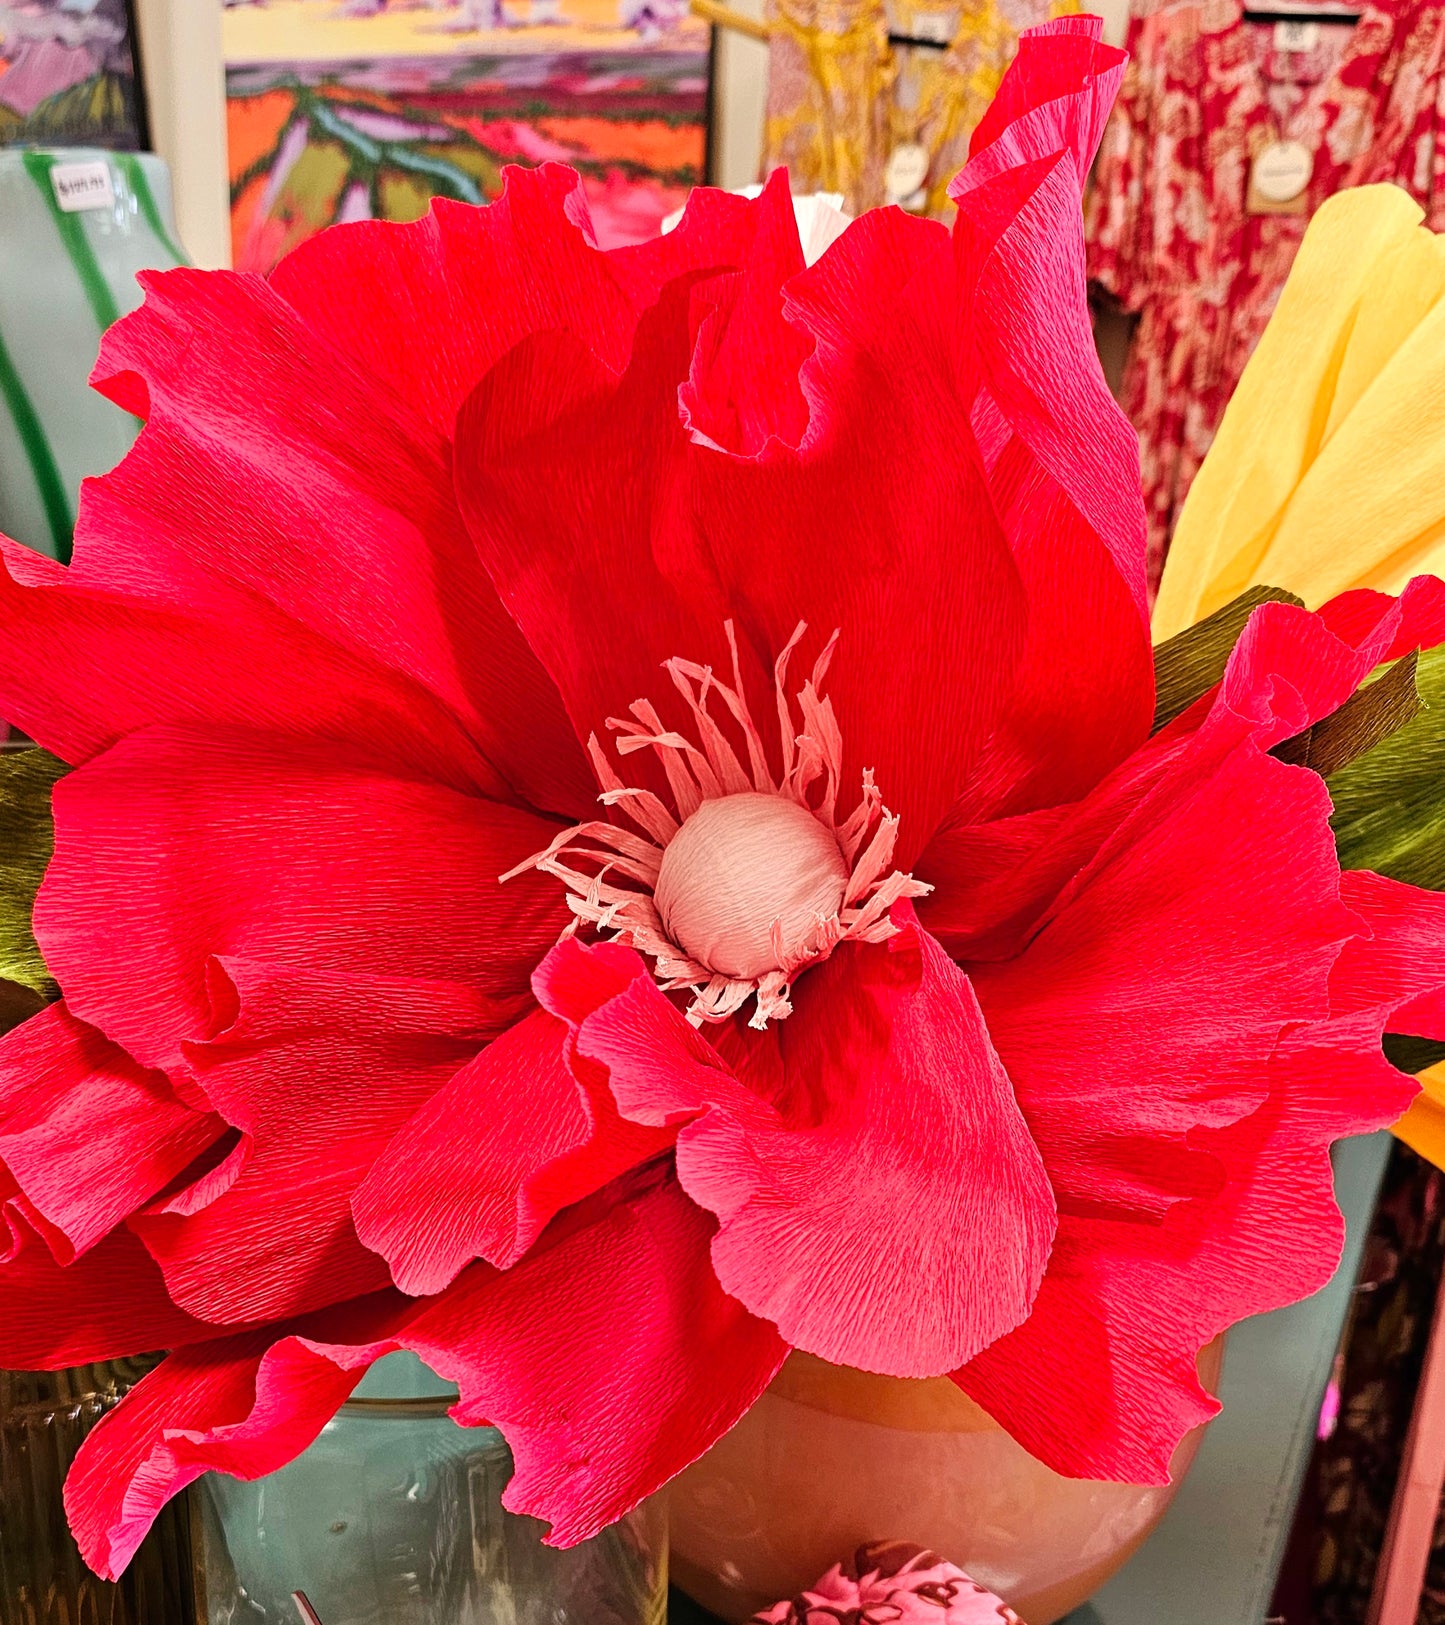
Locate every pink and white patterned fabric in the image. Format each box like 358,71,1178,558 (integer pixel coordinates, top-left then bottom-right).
752,1543,1023,1624
1085,0,1445,594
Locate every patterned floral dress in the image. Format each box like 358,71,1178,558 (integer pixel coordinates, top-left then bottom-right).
1085,0,1445,593
762,0,1073,218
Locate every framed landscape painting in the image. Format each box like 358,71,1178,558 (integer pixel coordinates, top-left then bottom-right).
223,0,713,272
0,0,148,149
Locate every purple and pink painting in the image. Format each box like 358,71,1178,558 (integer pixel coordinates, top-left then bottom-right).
0,0,146,148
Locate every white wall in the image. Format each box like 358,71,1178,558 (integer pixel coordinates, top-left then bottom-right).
1095,0,1130,43
133,0,232,266
712,0,771,188
129,0,1132,260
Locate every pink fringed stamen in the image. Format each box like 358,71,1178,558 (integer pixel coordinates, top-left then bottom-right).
586,735,677,844
836,768,882,864
504,621,931,1027
665,661,754,797
772,623,809,789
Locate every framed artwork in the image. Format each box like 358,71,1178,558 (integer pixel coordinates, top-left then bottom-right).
0,0,148,149
223,0,713,273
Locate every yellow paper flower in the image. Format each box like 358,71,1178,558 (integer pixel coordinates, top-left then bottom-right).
1155,182,1445,1167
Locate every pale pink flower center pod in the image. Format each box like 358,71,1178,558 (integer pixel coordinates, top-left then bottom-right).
655,791,849,980
506,623,930,1027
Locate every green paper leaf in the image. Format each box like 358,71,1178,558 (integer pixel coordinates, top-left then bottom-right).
1274,649,1421,779
1151,585,1305,734
0,748,66,998
1330,642,1445,890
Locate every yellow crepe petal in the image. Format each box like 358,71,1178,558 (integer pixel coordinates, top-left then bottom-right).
1153,186,1445,639
1394,1063,1445,1169
1153,185,1445,1172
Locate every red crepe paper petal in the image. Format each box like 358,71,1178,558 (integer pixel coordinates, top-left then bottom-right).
1334,870,1445,1037
687,205,1030,863
269,163,763,438
130,963,483,1325
266,166,636,436
947,596,1442,1477
407,1179,788,1545
1312,575,1445,664
963,17,1126,186
89,262,591,818
68,1181,785,1578
0,534,488,791
955,1011,1417,1481
941,16,1150,825
0,1162,63,1263
64,1298,406,1581
540,937,759,1127
607,178,776,308
953,1212,1219,1483
0,1002,221,1262
919,727,1187,962
564,928,1055,1376
353,1008,672,1291
931,588,1445,968
37,727,564,1073
0,1225,227,1371
202,958,524,1045
531,934,648,1027
456,287,753,767
967,743,1352,1222
678,168,812,458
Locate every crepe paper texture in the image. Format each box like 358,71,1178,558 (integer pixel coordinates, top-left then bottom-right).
1150,584,1304,732
2,12,1445,1585
751,1542,1023,1623
0,748,63,998
1154,185,1445,1168
663,187,852,266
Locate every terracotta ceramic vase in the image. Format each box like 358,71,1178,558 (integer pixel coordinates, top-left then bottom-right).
669,1338,1224,1625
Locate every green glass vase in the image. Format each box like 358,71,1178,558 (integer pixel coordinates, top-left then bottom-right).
0,147,185,562
195,1354,668,1625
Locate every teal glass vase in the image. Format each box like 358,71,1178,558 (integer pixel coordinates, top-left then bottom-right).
195,1354,668,1625
0,147,185,561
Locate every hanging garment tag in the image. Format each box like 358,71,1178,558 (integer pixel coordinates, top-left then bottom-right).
885,143,930,204
1273,18,1320,50
908,10,955,44
49,160,114,213
1247,139,1313,214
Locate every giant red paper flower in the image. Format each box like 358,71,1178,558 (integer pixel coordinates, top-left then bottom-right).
1,15,1443,1581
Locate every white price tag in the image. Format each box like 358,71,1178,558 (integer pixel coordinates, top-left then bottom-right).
1251,138,1314,203
49,161,114,213
908,10,955,44
884,143,930,203
1274,18,1320,51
